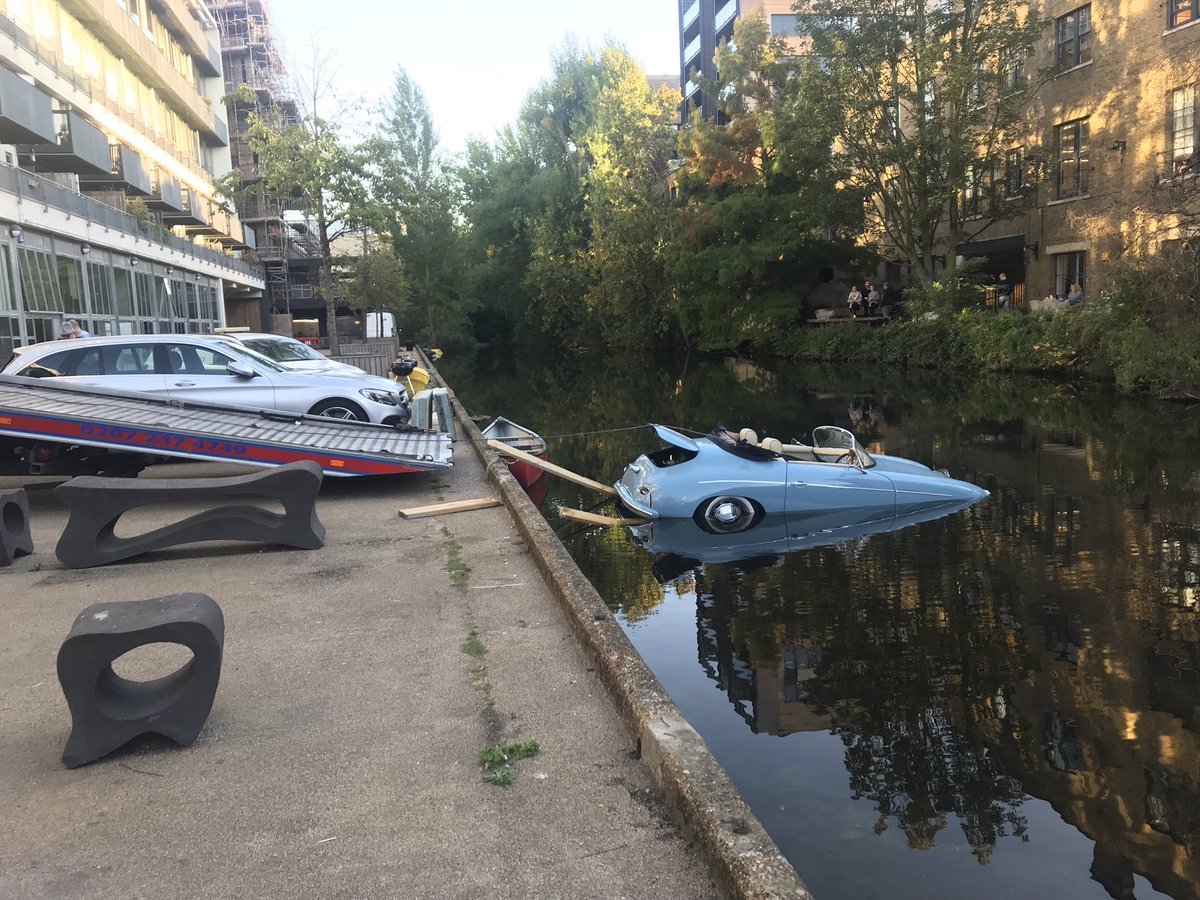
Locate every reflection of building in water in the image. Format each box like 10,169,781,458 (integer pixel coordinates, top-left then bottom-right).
695,590,829,735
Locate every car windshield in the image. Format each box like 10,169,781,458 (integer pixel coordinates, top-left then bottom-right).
812,425,875,467
216,340,288,372
242,337,325,363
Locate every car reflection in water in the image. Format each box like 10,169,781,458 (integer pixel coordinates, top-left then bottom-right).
630,497,984,584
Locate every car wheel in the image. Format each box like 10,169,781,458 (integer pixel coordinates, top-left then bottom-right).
307,399,368,421
696,496,761,534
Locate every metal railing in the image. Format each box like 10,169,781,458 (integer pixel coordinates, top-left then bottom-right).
0,164,264,281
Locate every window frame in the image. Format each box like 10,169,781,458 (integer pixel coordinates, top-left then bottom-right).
1055,6,1093,69
1169,0,1194,29
1169,85,1197,176
1056,118,1090,199
1053,251,1086,299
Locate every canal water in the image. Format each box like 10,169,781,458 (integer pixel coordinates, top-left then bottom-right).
442,349,1200,900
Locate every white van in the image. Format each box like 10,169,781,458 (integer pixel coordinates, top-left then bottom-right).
364,312,397,338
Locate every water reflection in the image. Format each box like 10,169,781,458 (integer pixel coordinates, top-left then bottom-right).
444,351,1200,900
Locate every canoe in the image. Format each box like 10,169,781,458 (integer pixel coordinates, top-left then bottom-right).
482,416,549,506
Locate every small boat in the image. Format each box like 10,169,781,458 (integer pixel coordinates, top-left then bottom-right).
482,416,549,506
615,424,988,533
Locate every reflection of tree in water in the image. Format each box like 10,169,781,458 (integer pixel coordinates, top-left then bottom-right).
691,508,1035,861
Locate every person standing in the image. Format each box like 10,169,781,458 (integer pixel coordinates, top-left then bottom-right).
996,273,1014,310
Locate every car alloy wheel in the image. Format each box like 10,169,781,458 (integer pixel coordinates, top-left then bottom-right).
700,496,758,534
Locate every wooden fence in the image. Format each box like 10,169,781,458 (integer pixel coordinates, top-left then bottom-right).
314,337,401,378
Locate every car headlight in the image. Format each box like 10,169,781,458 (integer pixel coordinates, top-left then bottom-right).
359,388,400,406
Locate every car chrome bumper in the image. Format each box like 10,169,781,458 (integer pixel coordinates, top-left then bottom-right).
614,480,658,519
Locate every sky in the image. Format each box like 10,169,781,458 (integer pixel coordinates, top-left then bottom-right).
269,0,681,155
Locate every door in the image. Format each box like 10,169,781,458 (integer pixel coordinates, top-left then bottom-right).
46,343,170,395
162,341,277,410
785,459,896,522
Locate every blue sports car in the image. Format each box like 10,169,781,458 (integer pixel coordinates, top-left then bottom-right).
614,424,989,534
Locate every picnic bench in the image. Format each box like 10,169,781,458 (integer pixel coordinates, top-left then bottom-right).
807,307,892,325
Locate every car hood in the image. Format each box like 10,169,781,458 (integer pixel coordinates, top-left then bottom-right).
271,368,399,393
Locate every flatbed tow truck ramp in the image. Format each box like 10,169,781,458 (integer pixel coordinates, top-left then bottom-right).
0,374,453,477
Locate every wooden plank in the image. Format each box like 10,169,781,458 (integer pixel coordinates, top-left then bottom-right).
398,497,502,519
558,507,650,527
487,439,618,496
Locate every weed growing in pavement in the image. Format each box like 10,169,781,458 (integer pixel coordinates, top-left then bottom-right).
462,626,486,658
479,740,541,788
441,526,470,588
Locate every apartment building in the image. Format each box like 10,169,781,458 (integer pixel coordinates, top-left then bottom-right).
677,0,801,124
678,0,1200,299
954,0,1200,302
0,0,264,360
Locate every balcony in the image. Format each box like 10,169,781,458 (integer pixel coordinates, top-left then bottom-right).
147,167,185,212
683,0,700,29
78,144,153,196
146,0,211,61
0,65,55,145
684,34,702,63
162,188,210,227
0,162,263,282
17,109,110,176
198,35,222,77
685,79,699,98
715,0,737,32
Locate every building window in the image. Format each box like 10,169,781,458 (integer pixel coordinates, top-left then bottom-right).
1001,50,1025,89
771,14,799,36
1005,148,1025,196
1169,85,1196,175
1056,118,1090,198
1056,6,1092,69
1169,0,1194,28
1054,251,1086,298
961,166,981,218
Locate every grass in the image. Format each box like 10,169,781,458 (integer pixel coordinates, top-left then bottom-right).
462,627,486,659
479,740,541,788
441,526,470,588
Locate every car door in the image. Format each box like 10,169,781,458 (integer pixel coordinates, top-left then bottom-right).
785,458,896,519
162,341,277,410
82,343,172,395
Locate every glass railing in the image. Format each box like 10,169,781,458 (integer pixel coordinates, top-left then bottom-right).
0,164,263,281
684,34,702,62
715,0,737,31
685,80,699,98
683,0,701,28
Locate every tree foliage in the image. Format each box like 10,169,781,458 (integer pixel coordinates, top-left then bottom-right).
801,0,1048,281
671,15,871,350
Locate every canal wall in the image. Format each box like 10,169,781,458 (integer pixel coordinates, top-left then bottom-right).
431,356,813,900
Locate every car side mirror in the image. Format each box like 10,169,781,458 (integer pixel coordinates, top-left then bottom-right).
226,361,258,379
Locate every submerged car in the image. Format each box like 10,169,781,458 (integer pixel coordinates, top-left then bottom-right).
615,424,989,533
3,334,409,425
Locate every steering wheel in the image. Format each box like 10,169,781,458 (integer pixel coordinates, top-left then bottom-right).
835,451,856,465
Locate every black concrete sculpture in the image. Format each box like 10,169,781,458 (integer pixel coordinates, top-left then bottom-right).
53,461,325,568
57,593,225,768
0,487,33,566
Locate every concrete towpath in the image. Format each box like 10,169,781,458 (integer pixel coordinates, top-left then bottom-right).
0,439,720,898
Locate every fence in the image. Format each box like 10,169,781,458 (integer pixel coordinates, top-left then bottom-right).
328,337,401,379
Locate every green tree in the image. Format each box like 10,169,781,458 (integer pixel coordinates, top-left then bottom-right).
362,68,466,347
672,15,869,350
218,48,368,354
341,242,411,331
800,0,1048,283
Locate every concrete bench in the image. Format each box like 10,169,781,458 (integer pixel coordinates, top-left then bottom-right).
0,488,33,566
54,461,325,569
57,593,224,767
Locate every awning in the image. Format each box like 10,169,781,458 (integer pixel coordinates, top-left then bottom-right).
956,234,1026,256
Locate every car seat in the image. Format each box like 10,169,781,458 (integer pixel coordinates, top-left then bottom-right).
738,428,758,445
169,348,185,374
760,437,783,454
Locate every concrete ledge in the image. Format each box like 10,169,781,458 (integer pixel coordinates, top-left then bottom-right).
427,356,813,900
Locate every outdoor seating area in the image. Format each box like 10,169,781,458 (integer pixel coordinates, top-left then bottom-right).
808,306,893,325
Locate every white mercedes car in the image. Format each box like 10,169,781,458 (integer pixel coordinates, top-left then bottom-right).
3,334,409,425
211,332,366,374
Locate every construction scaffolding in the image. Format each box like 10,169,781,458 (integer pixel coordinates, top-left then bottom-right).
210,0,311,318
